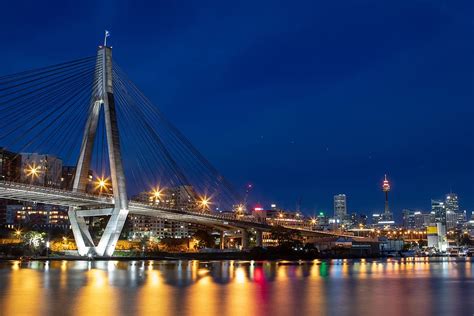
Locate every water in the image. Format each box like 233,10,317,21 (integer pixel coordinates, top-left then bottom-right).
0,258,472,315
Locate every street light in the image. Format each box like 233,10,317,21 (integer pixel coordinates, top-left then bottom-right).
235,204,245,216
199,196,211,211
25,163,41,183
151,187,162,199
150,187,162,205
14,229,22,239
94,176,110,193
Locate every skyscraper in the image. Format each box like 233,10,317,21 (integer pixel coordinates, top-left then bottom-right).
431,199,446,224
334,194,347,223
445,193,459,213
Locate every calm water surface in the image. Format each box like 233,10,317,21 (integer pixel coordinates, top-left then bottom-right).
0,258,473,315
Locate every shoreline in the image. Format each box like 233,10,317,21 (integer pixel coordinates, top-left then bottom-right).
0,252,470,262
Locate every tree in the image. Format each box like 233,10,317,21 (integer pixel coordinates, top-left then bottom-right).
22,231,46,255
193,230,215,248
270,226,301,247
459,234,473,246
159,238,189,252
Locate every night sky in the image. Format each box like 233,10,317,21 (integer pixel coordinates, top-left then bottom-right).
0,1,473,218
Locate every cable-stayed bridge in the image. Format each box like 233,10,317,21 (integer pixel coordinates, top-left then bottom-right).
0,42,349,256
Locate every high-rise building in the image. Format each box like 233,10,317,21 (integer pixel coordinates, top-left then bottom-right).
445,193,459,213
431,200,446,224
402,209,416,229
423,212,436,227
333,194,347,223
0,148,20,181
446,211,458,230
20,153,63,188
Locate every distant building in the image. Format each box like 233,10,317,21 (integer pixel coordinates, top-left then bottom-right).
446,211,458,230
60,166,94,192
345,212,367,228
402,209,416,229
423,212,436,227
333,194,347,224
431,200,446,224
371,212,395,229
129,186,201,239
129,216,194,239
427,223,448,251
20,153,63,188
5,203,69,230
0,148,20,181
445,193,459,213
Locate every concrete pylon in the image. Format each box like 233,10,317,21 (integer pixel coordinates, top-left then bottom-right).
220,231,225,250
256,230,263,247
241,229,249,250
68,46,128,257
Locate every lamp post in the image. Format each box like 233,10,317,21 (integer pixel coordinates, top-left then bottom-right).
199,196,211,213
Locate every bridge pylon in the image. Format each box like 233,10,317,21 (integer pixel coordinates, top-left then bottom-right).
68,45,129,257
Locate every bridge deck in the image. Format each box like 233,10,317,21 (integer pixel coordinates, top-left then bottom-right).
0,181,352,237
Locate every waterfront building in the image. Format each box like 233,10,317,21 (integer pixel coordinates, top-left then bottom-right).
427,223,448,251
129,215,194,239
5,202,69,230
129,186,201,239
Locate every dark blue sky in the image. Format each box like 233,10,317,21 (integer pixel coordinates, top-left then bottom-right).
0,1,473,217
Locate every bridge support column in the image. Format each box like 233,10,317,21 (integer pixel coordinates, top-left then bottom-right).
256,230,263,247
241,229,249,250
70,45,129,257
220,231,225,250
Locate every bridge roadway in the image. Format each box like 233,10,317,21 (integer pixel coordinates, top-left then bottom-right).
0,181,352,237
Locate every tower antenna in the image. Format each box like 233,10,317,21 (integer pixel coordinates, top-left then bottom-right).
104,30,110,47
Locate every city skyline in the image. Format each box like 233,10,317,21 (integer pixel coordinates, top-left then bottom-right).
0,1,472,215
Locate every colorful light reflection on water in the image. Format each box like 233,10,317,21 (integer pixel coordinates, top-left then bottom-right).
0,258,473,315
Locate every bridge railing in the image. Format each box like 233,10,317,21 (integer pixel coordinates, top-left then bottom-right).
0,180,270,226
0,180,114,202
129,199,268,226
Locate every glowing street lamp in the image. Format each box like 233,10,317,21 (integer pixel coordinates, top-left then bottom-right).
150,187,163,205
152,188,162,199
94,176,110,193
25,163,41,182
199,196,211,211
235,203,245,216
14,229,22,238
